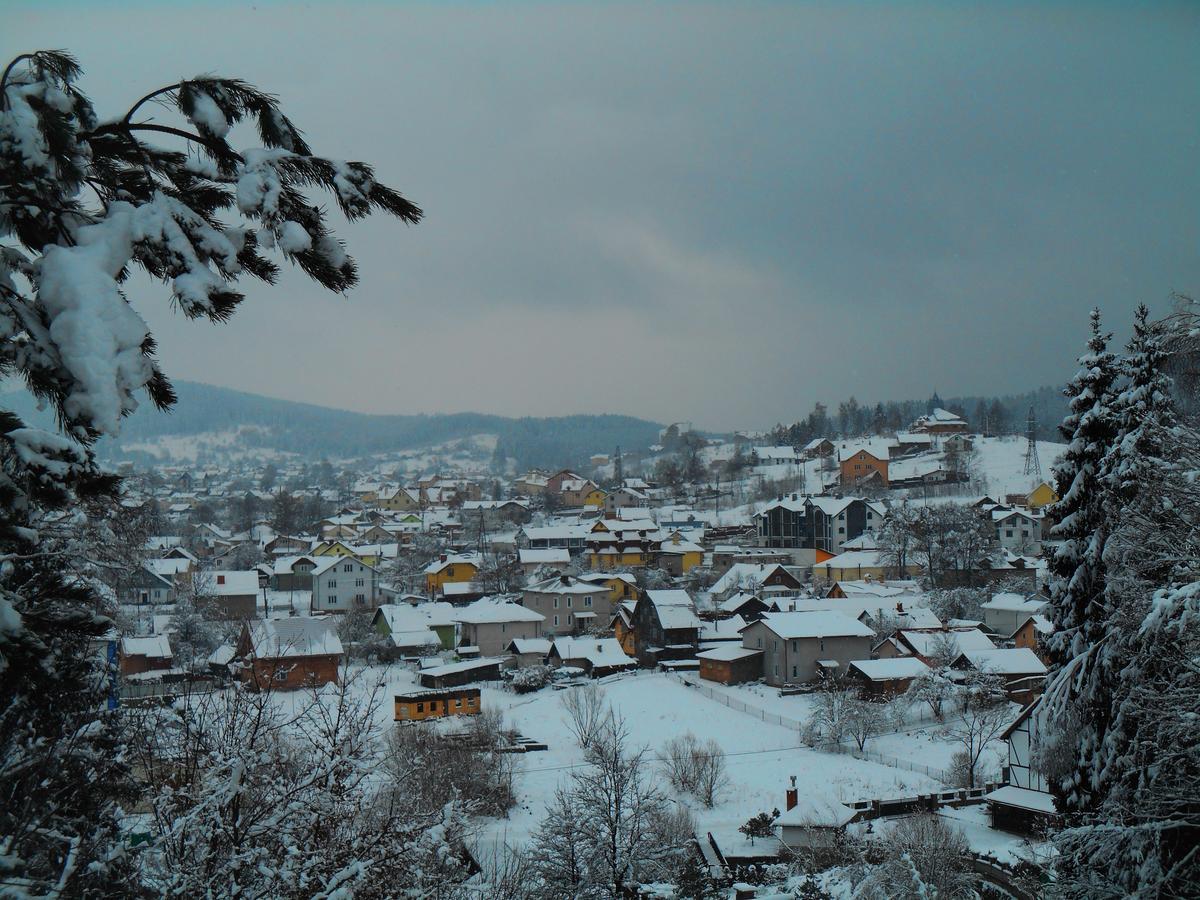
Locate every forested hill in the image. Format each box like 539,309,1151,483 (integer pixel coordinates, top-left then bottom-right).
0,381,664,470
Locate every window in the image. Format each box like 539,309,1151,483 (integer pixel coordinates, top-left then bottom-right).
453,697,462,708
554,598,559,609
554,615,559,626
585,597,592,607
447,566,455,576
328,579,337,588
792,665,797,678
838,527,845,534
819,638,825,652
416,702,424,713
568,614,573,624
567,598,573,609
343,563,353,572
792,640,797,652
329,595,337,603
355,594,365,604
501,623,506,633
1006,530,1014,538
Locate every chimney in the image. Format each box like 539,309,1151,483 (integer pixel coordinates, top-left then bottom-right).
786,776,798,811
439,554,447,563
896,602,905,614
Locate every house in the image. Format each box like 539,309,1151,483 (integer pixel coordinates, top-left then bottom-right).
195,570,261,619
505,637,553,668
121,566,177,607
603,486,649,517
847,657,929,699
522,574,611,636
877,627,997,665
577,572,640,606
548,637,637,677
371,602,454,656
237,617,343,690
612,600,638,657
776,792,857,850
270,555,317,592
911,407,970,434
709,563,804,602
980,593,1049,636
740,611,875,686
697,644,764,685
986,701,1060,834
658,533,705,576
311,555,378,613
755,496,885,555
453,597,544,656
119,634,174,677
1025,481,1059,510
424,553,481,597
394,687,481,722
517,547,572,575
812,549,922,583
719,591,769,621
839,443,890,489
630,590,703,667
992,509,1044,553
952,647,1047,702
559,478,606,508
1011,614,1053,661
802,438,835,458
418,657,506,689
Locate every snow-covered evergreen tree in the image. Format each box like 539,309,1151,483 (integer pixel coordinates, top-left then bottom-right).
1045,308,1121,667
1,50,419,894
1047,305,1200,896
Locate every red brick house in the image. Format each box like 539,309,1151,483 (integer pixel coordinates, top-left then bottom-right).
237,617,343,691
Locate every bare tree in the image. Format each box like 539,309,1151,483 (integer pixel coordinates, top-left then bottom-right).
658,732,728,808
946,675,1012,788
560,682,610,750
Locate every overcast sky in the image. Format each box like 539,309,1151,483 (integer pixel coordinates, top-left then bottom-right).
12,2,1200,430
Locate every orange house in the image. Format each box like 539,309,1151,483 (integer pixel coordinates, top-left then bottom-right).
840,449,889,488
394,687,481,722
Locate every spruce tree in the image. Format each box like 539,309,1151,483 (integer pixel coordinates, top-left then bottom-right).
1041,308,1121,813
1,50,419,894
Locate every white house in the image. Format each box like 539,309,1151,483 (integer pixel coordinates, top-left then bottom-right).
311,555,378,613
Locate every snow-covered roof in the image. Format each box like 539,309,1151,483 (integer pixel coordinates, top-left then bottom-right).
957,646,1047,675
526,574,610,595
454,597,545,625
552,637,634,669
699,615,747,641
423,553,480,575
985,785,1057,814
776,794,856,828
644,590,703,630
121,634,172,659
755,611,875,640
388,629,441,649
848,657,929,681
375,602,455,633
518,548,572,565
507,638,553,655
981,593,1047,614
814,549,890,571
899,628,996,657
696,644,762,662
147,558,191,577
244,617,342,659
420,656,505,677
199,570,260,596
710,563,792,596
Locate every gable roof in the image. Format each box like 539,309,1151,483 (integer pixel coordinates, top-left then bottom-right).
454,597,545,625
754,610,874,640
244,617,343,659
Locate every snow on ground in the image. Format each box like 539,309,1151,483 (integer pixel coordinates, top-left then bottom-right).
467,672,943,859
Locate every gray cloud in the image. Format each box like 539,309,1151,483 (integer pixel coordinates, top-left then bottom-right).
12,2,1200,430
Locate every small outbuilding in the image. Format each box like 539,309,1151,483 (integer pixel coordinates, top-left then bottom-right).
697,645,763,685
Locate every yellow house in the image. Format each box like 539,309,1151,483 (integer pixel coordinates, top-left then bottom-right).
587,547,648,570
580,573,640,606
377,487,420,512
423,553,480,596
659,533,704,574
1026,482,1058,510
581,487,607,508
311,540,357,559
